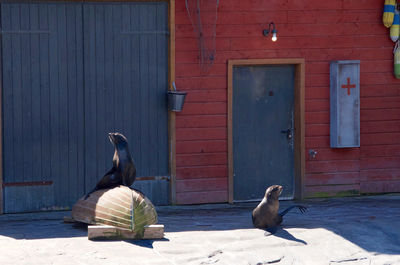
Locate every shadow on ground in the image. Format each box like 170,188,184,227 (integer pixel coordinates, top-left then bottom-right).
156,195,400,255
0,195,399,255
0,220,84,239
90,236,170,249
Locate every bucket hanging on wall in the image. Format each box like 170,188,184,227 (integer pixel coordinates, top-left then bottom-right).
167,82,187,112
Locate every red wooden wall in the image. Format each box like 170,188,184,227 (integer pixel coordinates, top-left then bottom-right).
174,0,400,204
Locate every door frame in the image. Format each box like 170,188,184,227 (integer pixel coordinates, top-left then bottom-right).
0,0,176,214
227,58,305,203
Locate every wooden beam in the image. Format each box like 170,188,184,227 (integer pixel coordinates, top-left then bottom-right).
88,224,165,240
0,26,3,214
294,61,306,200
168,0,176,205
63,216,76,223
14,0,169,2
228,58,305,67
2,181,53,187
227,61,234,203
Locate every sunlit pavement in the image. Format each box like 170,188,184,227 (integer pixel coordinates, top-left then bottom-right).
0,195,399,265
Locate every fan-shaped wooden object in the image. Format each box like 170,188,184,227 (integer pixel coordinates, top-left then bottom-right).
71,186,157,232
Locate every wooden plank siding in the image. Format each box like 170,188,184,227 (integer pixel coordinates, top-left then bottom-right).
174,0,400,203
0,1,3,214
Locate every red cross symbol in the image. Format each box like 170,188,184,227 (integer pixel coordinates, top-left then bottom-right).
341,77,356,95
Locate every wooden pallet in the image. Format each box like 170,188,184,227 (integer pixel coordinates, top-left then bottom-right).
88,224,164,240
64,216,164,240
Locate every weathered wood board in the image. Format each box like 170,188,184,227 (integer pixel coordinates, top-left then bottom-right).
88,224,164,240
63,216,76,223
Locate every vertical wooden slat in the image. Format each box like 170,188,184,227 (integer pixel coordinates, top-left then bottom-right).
168,0,176,204
11,4,23,185
121,4,131,139
148,4,157,174
9,5,23,209
112,4,123,132
112,4,122,142
48,3,58,206
84,4,97,192
227,61,233,203
294,62,306,200
56,4,69,206
49,4,60,196
20,4,33,184
65,4,85,204
39,7,54,211
75,3,85,202
95,4,107,178
130,4,141,170
39,4,51,185
104,5,115,148
128,4,137,160
157,2,168,176
0,2,4,213
66,4,77,200
30,4,42,183
2,3,14,186
139,4,150,177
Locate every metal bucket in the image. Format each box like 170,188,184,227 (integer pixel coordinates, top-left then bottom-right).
167,91,187,112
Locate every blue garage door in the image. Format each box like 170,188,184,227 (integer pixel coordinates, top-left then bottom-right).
1,2,169,213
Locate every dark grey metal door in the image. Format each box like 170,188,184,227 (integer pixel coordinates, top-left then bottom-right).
1,2,169,213
233,65,295,201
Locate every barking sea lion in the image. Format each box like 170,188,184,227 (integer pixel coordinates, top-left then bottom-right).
84,132,136,199
252,185,307,233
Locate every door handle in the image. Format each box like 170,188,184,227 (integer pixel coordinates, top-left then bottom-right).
281,129,293,139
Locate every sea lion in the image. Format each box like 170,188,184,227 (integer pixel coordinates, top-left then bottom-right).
84,132,136,199
252,185,307,233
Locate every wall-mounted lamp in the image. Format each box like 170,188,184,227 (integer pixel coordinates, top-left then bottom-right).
263,22,277,42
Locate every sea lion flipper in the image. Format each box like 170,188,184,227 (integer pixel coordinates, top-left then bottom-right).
83,167,118,200
84,187,97,200
279,205,308,217
298,205,307,213
96,167,118,188
264,226,279,236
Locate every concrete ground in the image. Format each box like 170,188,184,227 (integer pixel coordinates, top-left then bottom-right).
0,195,399,265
